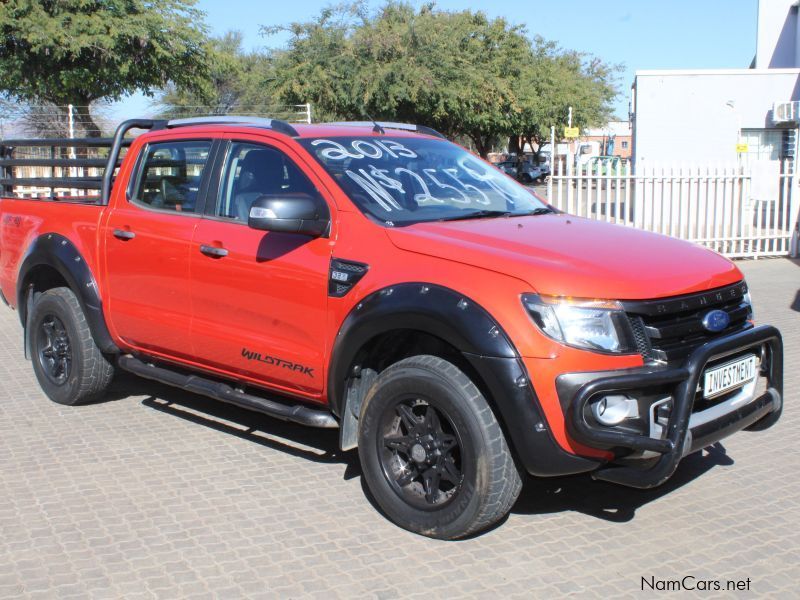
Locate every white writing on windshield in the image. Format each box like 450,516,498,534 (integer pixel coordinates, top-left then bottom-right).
310,138,525,212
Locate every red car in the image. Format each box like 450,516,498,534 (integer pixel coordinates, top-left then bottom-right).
0,117,783,539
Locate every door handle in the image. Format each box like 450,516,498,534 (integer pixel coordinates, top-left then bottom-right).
113,228,136,241
199,244,228,258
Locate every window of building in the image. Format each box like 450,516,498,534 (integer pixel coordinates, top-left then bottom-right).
740,129,783,161
621,141,629,149
132,140,212,213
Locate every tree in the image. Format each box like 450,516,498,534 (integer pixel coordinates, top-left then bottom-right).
157,31,276,118
512,38,620,162
0,0,209,136
266,2,619,158
267,2,533,157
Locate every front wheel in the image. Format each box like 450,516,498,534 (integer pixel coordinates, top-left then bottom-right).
357,355,522,539
29,287,114,405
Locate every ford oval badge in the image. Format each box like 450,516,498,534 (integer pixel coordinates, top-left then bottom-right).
702,309,730,333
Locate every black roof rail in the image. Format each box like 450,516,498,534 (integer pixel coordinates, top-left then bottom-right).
165,115,300,137
324,121,447,139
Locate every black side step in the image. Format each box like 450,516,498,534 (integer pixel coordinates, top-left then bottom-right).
117,355,338,429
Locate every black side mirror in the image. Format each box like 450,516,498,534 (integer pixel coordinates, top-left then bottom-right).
247,194,330,237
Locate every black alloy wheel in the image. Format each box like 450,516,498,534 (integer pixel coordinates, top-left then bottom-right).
29,287,114,405
379,397,465,509
36,314,72,385
358,355,522,539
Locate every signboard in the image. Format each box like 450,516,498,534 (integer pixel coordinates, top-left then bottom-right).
736,143,749,153
564,127,580,138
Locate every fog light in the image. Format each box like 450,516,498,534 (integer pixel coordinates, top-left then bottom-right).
591,395,639,426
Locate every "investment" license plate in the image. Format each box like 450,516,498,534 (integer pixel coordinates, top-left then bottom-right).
703,355,757,399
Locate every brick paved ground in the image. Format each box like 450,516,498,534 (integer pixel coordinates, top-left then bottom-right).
0,258,797,599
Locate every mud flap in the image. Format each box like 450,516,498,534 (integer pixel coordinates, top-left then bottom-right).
339,368,377,451
23,286,34,360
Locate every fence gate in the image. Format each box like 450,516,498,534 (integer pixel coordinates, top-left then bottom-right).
545,159,800,259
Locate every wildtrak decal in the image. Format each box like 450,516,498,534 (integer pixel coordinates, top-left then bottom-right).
241,348,314,377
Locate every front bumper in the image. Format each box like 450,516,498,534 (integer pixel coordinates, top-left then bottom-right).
557,325,783,489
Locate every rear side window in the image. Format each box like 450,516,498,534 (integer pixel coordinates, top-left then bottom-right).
132,141,212,213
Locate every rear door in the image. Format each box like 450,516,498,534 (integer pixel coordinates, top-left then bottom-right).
104,137,217,360
188,135,334,397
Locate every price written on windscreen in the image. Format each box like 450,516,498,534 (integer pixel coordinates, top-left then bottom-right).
310,138,526,212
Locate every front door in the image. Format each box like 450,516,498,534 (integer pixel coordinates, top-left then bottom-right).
104,138,214,360
189,137,333,398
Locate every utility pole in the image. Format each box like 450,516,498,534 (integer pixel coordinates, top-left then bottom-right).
548,125,555,203
566,106,574,177
67,104,78,197
67,104,75,142
566,106,573,212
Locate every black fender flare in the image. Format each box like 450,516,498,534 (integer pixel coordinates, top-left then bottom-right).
328,283,516,416
328,282,601,477
16,233,118,354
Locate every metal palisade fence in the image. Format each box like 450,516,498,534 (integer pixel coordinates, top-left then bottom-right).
545,159,800,259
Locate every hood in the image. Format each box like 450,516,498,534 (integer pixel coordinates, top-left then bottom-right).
386,214,742,300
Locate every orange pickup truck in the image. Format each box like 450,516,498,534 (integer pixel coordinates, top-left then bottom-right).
0,117,783,539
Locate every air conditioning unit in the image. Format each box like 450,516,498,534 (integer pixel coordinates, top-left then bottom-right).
772,101,800,124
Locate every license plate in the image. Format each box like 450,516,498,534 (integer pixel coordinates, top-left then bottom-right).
703,355,757,399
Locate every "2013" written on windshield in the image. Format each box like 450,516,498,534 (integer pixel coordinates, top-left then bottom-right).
310,138,525,213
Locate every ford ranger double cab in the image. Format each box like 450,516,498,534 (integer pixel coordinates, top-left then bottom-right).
0,117,784,539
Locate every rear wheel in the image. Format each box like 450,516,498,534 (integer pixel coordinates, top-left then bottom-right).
29,287,114,405
358,355,522,539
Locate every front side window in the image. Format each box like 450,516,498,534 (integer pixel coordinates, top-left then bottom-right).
298,136,547,226
216,143,321,222
132,140,212,213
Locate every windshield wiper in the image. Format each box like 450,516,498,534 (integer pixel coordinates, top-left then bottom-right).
437,209,514,222
438,207,555,222
522,207,556,216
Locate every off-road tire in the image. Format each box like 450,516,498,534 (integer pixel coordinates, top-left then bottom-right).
358,355,522,539
29,287,114,405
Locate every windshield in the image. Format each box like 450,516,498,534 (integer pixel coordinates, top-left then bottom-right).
298,136,548,225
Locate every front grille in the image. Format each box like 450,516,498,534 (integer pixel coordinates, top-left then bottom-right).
622,281,751,364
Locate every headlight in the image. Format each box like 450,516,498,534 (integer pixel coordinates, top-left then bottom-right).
522,294,637,354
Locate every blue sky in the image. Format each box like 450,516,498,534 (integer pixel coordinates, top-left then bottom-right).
111,0,758,121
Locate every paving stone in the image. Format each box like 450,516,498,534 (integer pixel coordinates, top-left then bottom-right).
0,258,797,597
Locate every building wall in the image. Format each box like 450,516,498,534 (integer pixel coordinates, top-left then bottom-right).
581,135,632,158
632,69,800,164
756,0,799,68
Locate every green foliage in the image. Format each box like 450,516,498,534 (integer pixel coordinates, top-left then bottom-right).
266,2,620,156
513,37,620,155
0,0,209,134
157,31,276,117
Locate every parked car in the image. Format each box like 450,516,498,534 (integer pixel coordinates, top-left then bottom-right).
496,159,545,183
0,117,784,540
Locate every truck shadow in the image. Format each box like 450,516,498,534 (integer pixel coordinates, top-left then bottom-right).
107,372,361,477
107,372,736,531
510,443,734,524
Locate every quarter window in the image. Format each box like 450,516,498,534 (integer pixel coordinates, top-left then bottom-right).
132,141,212,213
